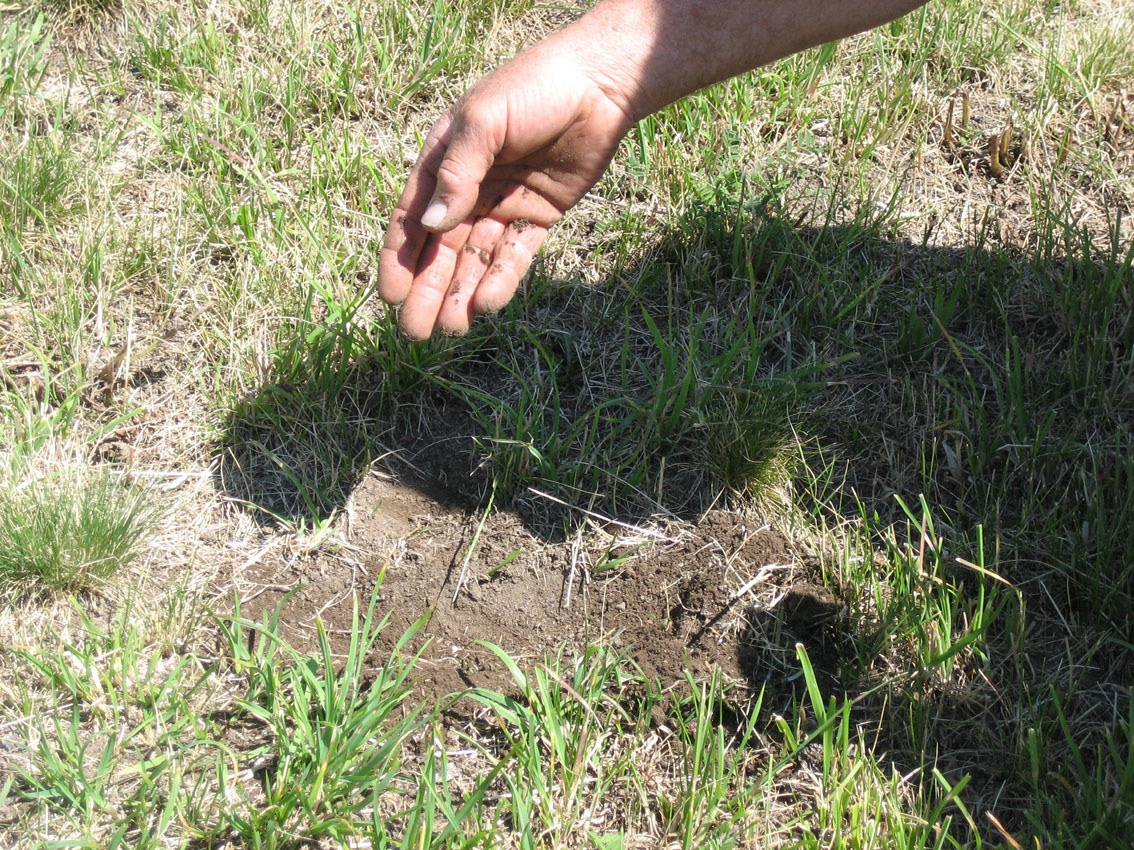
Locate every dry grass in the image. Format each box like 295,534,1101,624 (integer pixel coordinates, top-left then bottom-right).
1,0,1132,846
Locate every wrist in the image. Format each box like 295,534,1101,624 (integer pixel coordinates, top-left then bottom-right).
537,1,660,123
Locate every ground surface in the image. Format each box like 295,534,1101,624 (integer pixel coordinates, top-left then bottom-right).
239,470,836,709
3,0,1133,845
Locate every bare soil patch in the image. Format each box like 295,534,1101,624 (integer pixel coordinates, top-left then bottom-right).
238,471,835,710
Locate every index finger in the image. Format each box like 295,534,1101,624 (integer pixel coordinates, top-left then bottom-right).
378,202,428,307
378,120,453,305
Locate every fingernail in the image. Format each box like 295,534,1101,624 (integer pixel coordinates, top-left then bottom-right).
421,199,447,229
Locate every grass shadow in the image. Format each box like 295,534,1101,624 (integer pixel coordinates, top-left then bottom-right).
213,321,492,532
213,187,1133,841
215,185,1134,628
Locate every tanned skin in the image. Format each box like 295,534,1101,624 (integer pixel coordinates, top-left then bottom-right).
379,0,930,340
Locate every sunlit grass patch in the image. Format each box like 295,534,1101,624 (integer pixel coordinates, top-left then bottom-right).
198,589,427,847
0,0,1131,846
0,452,162,599
0,12,50,119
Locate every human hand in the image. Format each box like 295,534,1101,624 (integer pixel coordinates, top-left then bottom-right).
379,0,933,339
378,45,634,339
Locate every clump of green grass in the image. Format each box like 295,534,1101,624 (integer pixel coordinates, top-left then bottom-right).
200,588,427,848
0,455,162,599
0,13,50,119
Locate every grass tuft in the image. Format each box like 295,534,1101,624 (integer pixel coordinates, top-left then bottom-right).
0,453,163,599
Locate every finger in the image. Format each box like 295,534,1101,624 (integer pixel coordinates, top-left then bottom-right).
437,218,506,337
398,221,474,341
423,100,503,232
378,205,428,306
378,127,449,305
472,221,549,316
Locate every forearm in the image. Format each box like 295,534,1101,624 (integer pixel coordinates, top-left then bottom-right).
544,0,930,121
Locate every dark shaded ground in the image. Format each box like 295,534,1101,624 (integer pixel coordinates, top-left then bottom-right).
214,197,1134,842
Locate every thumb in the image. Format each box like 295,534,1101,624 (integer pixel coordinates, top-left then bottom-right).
422,106,499,232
